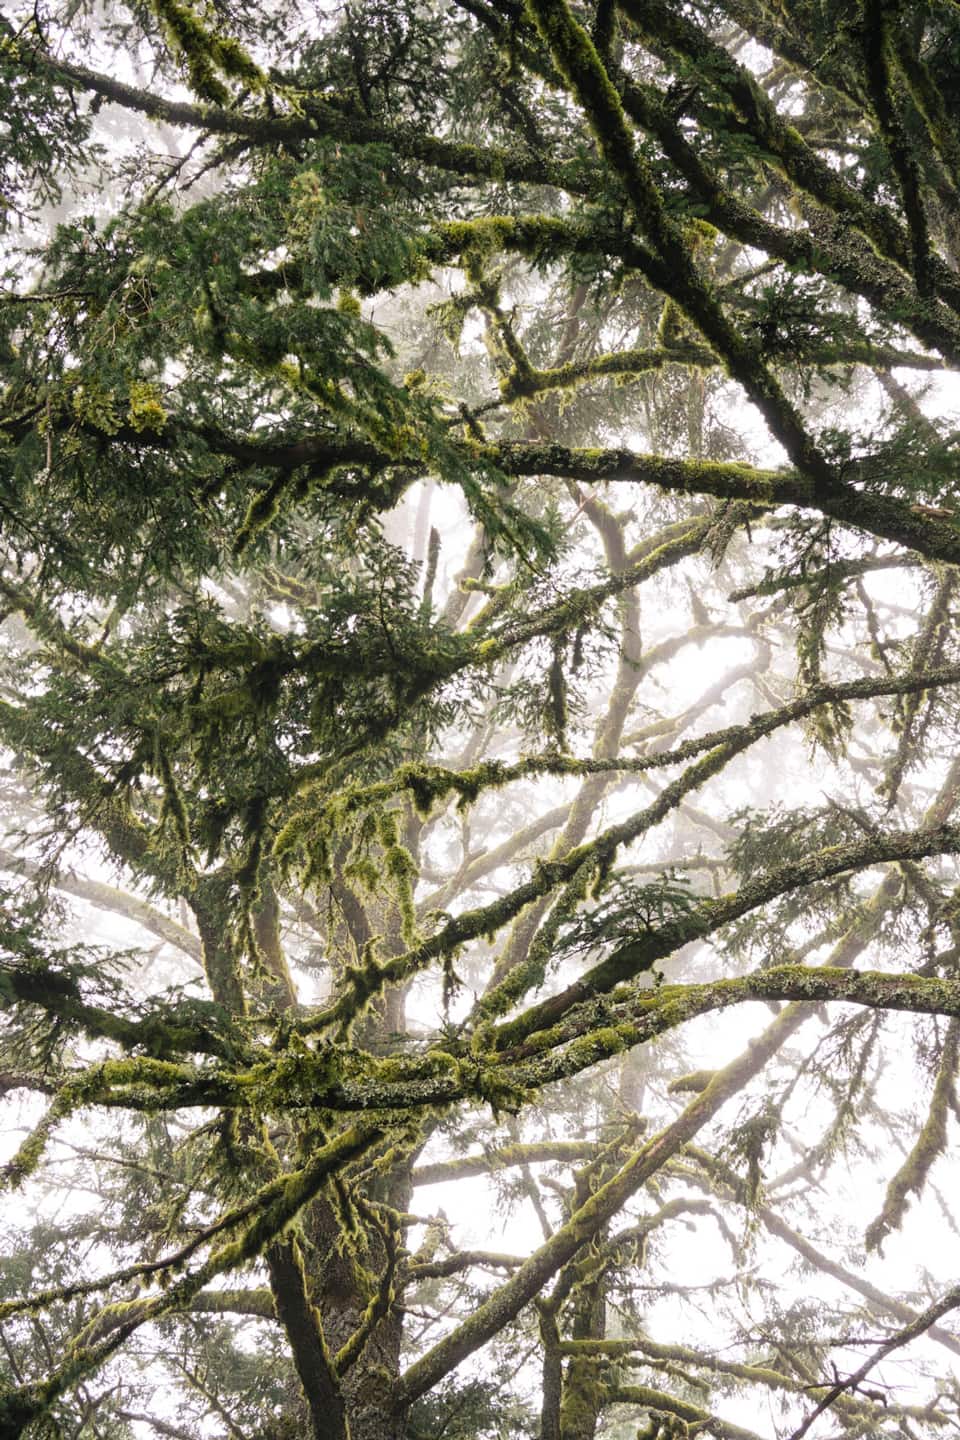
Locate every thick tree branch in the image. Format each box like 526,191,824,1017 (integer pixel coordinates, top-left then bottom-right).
392,984,801,1407
489,442,960,567
29,45,595,194
0,846,200,963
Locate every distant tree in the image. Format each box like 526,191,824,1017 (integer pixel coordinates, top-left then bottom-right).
3,2,960,1437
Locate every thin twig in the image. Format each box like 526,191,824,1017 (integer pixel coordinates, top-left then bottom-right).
788,1284,960,1439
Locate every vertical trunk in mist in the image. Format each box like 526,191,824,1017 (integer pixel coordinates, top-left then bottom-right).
305,1184,411,1440
559,1271,606,1440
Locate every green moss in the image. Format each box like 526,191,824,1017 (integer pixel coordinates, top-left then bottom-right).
559,1358,607,1437
3,1055,200,1187
234,472,298,556
564,1025,630,1068
667,1069,716,1094
127,380,167,432
149,0,266,103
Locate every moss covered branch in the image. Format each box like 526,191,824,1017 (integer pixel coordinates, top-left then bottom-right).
865,1016,960,1252
489,441,960,567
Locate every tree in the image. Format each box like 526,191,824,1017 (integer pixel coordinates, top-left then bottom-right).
2,0,960,1435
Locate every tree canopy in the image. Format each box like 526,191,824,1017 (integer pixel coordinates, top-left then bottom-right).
3,1,960,1436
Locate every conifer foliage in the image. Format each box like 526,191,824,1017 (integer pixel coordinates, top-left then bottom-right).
4,1,960,1436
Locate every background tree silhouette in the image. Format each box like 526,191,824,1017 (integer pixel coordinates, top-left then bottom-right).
3,1,960,1437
